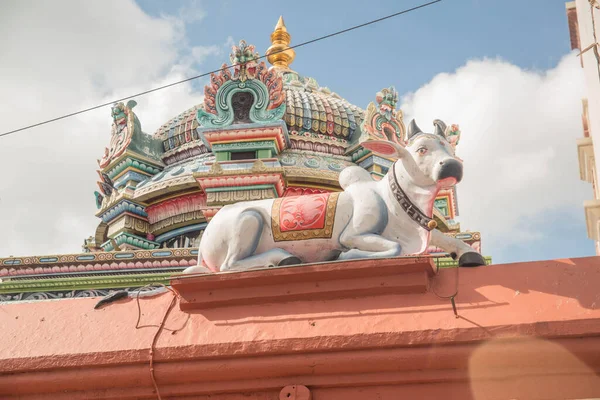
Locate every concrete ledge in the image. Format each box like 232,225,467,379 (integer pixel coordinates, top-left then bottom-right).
2,256,600,399
170,257,436,310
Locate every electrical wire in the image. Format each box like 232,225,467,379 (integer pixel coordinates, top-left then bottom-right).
0,0,442,138
134,283,187,400
431,256,460,317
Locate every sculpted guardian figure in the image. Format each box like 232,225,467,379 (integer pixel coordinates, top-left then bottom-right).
184,119,486,274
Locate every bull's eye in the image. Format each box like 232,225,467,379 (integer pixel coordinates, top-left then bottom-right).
416,147,428,155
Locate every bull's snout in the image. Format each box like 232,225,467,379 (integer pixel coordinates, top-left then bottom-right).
437,159,463,183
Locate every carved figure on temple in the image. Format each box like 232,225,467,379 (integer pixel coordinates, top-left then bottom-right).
445,122,461,149
98,100,140,168
184,119,486,274
360,86,405,145
230,40,259,82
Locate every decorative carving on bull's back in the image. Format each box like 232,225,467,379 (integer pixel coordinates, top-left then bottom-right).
272,192,340,241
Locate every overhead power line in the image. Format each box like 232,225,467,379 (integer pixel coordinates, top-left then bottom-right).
0,0,442,138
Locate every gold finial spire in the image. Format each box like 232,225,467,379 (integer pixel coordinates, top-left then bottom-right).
266,15,295,70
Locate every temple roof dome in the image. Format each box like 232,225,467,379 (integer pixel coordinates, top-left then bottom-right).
150,17,367,165
280,70,364,142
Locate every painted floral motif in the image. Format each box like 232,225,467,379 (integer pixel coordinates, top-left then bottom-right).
279,193,329,231
271,193,340,241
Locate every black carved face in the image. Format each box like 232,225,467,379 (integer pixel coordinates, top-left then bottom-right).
231,91,254,124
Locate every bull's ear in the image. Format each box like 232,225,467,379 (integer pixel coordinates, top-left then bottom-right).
360,140,408,159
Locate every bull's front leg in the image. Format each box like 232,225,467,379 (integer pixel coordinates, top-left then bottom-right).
429,229,486,267
338,233,402,261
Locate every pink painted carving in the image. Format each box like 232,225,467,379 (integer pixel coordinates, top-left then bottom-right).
196,174,286,197
283,187,329,197
146,193,207,225
279,193,330,232
202,126,287,152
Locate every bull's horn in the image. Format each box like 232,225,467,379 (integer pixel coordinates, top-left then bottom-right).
433,119,447,137
407,119,422,140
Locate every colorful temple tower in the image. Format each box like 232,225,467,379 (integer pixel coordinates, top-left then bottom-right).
4,17,600,400
91,17,482,257
0,17,486,301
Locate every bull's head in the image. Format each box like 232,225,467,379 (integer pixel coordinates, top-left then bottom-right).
361,119,463,189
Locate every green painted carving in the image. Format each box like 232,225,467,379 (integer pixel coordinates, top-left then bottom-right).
257,149,272,159
102,232,159,251
212,140,278,157
205,184,277,193
435,256,491,268
107,156,162,179
197,79,286,128
350,147,371,162
434,198,449,217
215,152,229,162
0,272,173,294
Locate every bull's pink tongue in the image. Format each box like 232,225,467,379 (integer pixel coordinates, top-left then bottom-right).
438,177,457,189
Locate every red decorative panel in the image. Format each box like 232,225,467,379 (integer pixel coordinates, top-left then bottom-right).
271,193,340,241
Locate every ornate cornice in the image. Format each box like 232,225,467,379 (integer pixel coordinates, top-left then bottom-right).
133,175,198,203
0,273,175,299
200,123,289,154
146,193,206,225
102,150,163,179
106,214,150,237
283,166,341,187
194,160,286,198
96,199,147,223
102,232,159,251
162,141,209,166
150,210,206,234
207,188,277,205
0,248,198,277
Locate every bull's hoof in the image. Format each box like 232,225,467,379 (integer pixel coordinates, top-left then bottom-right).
458,252,486,267
278,256,302,267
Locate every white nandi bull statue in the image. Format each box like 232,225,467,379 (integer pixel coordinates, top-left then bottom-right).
184,119,486,274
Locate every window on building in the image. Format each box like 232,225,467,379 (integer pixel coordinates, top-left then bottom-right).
231,151,257,160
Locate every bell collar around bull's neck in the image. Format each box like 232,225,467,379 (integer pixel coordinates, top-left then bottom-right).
388,161,437,232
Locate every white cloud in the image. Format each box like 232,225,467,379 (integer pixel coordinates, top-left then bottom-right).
191,45,222,64
401,53,590,254
176,0,207,24
0,0,214,257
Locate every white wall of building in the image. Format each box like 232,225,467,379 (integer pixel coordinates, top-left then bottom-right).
570,0,600,253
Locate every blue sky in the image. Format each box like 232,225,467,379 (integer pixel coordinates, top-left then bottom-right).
136,0,594,263
137,0,573,104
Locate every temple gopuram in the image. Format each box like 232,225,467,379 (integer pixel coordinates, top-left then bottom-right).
0,17,485,302
2,17,599,400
